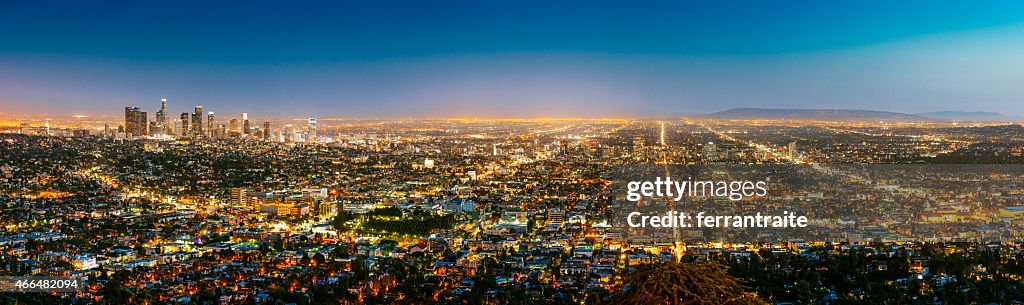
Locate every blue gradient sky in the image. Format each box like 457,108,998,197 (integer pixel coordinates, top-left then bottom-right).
2,0,1024,117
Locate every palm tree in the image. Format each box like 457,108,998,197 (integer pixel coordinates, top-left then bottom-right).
608,261,768,305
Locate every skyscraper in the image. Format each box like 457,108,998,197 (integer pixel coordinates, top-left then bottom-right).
124,106,147,138
191,105,204,137
207,112,216,138
124,107,135,137
229,118,239,136
156,98,168,134
308,117,317,142
180,112,190,136
135,110,147,137
242,113,250,136
263,122,270,140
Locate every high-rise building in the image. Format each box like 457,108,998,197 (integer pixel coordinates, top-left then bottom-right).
230,187,247,207
148,121,162,136
284,124,294,142
155,98,168,134
242,113,250,136
124,107,135,137
262,122,270,140
703,142,719,162
124,106,147,138
207,112,216,137
136,111,146,137
229,119,239,135
180,112,190,136
308,117,317,142
788,141,798,158
191,105,204,137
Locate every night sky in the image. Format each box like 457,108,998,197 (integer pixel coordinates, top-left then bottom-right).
3,0,1024,117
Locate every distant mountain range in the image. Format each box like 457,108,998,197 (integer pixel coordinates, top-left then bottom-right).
914,111,1022,122
700,108,929,121
699,108,1021,122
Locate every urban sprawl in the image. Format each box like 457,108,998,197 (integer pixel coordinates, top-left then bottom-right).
2,98,1024,304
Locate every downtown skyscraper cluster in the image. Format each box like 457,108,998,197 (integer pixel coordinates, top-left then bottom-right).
119,98,319,143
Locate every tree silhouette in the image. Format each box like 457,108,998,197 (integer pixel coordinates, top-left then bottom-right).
609,261,768,305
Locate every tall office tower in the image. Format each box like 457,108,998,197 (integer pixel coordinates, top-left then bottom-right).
229,119,239,135
307,117,317,142
155,98,168,134
242,113,250,136
191,105,204,137
284,124,294,142
124,107,136,137
207,112,216,138
124,107,147,138
263,122,270,140
162,98,170,128
788,141,798,158
138,111,147,137
180,112,190,136
104,123,110,138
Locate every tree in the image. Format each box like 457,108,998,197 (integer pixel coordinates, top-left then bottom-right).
608,261,768,305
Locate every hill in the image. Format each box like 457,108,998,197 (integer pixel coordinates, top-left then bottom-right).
701,108,931,121
915,111,1021,122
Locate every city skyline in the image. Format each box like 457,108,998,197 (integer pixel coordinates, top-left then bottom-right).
109,98,327,143
4,96,1024,125
4,1,1024,117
